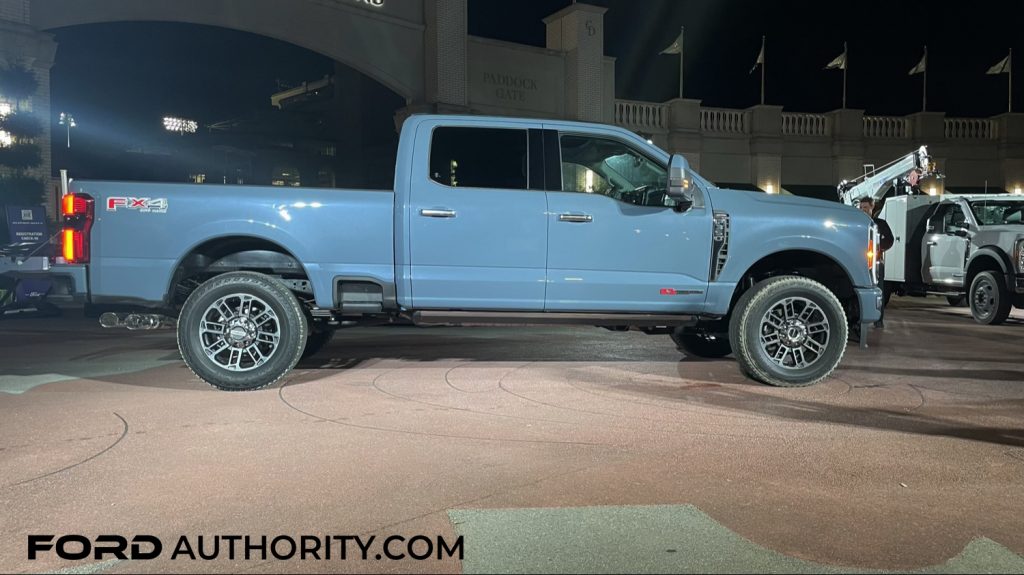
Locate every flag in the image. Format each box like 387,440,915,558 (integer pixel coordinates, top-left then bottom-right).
749,39,764,74
909,49,926,75
825,49,846,70
988,52,1011,74
660,30,683,55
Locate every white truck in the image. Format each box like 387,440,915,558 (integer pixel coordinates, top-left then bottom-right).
839,148,1024,325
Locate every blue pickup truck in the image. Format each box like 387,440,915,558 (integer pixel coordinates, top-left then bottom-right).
44,114,881,390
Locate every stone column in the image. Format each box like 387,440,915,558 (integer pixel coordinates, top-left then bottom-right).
424,0,467,111
665,98,702,170
748,105,783,193
544,3,607,122
827,108,865,185
995,112,1024,193
0,0,58,214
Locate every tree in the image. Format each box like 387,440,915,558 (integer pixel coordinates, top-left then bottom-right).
0,63,45,222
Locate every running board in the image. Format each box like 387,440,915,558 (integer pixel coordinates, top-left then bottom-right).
411,311,697,327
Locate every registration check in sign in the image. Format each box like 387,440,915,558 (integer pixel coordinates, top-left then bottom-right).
5,206,48,245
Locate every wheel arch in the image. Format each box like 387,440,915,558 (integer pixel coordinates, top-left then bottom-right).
729,249,860,321
965,247,1012,290
165,235,312,308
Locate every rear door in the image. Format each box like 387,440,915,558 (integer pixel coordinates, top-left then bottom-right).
407,121,548,309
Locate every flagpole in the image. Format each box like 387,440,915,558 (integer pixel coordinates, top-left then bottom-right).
760,35,766,105
678,26,685,99
842,41,848,109
923,45,927,112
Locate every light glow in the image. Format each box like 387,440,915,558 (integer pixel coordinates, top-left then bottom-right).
585,169,594,193
1015,186,1023,195
765,183,775,194
163,116,198,134
928,186,937,196
62,229,76,262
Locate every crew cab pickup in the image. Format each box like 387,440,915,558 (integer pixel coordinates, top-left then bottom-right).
47,114,881,390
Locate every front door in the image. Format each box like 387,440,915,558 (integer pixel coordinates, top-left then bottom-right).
408,124,548,310
923,203,969,286
544,131,712,312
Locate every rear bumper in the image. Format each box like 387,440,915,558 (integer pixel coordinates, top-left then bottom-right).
856,286,883,323
0,258,88,303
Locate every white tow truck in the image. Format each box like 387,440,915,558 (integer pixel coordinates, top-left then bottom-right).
838,147,1024,324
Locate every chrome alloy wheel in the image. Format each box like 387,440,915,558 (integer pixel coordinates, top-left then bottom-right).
758,296,830,370
199,293,281,372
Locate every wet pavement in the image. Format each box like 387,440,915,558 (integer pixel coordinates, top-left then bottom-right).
1,297,1022,573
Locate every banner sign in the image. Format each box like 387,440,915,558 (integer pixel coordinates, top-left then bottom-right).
5,205,48,245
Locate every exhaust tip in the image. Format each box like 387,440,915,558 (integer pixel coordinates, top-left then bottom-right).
99,312,122,328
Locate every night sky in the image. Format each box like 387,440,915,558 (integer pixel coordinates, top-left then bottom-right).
48,0,1024,178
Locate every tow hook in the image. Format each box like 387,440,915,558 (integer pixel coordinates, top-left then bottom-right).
99,312,176,330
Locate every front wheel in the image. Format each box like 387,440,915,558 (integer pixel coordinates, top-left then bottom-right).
177,271,308,391
969,271,1012,325
728,276,848,388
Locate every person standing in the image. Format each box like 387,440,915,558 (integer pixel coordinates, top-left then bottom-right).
858,197,894,328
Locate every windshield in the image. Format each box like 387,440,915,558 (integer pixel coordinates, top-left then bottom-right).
968,200,1024,225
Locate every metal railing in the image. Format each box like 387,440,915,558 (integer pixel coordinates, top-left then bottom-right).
614,100,668,133
781,113,829,137
945,118,997,139
700,108,748,134
863,116,909,139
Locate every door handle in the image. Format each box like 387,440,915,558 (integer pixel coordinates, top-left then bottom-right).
558,213,593,223
926,241,937,246
420,209,456,218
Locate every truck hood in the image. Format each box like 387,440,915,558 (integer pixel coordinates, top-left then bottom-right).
974,225,1024,236
711,187,859,216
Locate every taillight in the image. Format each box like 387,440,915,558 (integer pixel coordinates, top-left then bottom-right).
60,193,94,264
62,194,89,217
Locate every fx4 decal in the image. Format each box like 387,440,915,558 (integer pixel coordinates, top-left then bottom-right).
107,197,169,213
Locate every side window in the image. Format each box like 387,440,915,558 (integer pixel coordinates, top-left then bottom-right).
942,205,967,234
429,127,528,190
558,134,674,207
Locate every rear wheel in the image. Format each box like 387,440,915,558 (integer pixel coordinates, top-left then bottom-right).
728,276,847,388
969,271,1011,325
177,271,308,391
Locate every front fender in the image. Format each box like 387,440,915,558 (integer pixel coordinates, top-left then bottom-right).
966,246,1014,289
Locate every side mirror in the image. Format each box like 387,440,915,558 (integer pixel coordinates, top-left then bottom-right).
953,227,970,238
667,154,694,209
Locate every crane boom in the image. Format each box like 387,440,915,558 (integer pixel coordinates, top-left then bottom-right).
837,146,939,205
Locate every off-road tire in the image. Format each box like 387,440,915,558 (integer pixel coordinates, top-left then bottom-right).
178,271,308,391
969,271,1012,325
671,327,732,358
728,276,848,388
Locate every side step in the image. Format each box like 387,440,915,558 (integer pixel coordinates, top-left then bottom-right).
411,311,697,327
